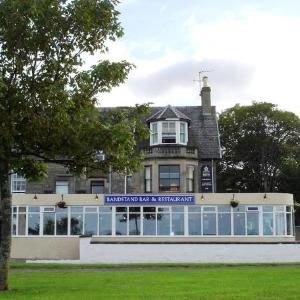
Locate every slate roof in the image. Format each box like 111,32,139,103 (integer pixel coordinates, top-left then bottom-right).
142,105,221,160
146,105,191,123
100,105,221,160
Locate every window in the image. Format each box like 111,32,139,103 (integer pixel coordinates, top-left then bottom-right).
91,181,104,194
162,122,176,143
149,121,188,146
56,181,69,194
180,122,186,143
144,166,152,193
159,165,180,192
151,123,158,144
11,174,26,193
186,166,195,192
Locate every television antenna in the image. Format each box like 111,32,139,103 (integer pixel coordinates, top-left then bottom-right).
193,70,213,90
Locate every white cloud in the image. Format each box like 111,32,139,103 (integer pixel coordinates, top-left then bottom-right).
96,9,300,116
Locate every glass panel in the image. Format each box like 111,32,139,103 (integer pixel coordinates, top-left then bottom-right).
129,214,141,235
18,214,26,235
275,213,285,235
275,206,285,212
91,182,104,194
71,214,83,235
144,207,156,213
129,207,140,212
263,213,274,235
188,213,201,235
84,214,97,235
43,212,55,235
19,207,26,213
56,181,69,194
188,206,201,213
218,213,231,235
286,213,292,235
56,212,68,235
158,207,170,212
116,213,127,235
203,213,216,235
99,207,112,213
203,207,216,212
172,206,184,213
99,213,112,235
85,207,97,213
28,214,40,235
12,214,17,235
172,213,184,235
29,206,40,213
116,207,127,213
71,207,83,213
218,205,231,213
247,212,259,235
143,213,156,235
234,213,245,235
263,206,273,213
157,213,170,235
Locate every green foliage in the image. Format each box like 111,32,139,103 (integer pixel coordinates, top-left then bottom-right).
0,0,149,180
218,102,300,198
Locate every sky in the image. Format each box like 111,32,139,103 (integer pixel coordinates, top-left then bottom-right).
89,0,300,116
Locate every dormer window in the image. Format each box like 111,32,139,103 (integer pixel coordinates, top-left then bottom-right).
162,122,176,143
150,121,188,146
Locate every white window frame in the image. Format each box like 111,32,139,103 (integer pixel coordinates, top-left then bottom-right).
149,121,188,146
11,173,26,193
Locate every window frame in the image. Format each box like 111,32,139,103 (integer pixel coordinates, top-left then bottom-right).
159,165,180,192
144,166,152,193
11,173,26,193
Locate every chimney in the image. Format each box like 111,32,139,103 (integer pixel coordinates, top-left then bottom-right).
200,76,211,115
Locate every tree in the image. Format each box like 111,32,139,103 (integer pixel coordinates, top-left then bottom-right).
217,102,300,196
0,0,149,290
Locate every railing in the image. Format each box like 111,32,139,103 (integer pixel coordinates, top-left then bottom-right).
143,146,198,159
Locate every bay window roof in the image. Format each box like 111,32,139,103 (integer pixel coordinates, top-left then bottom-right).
146,105,191,124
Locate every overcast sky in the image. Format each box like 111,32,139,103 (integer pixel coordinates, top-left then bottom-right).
89,0,300,116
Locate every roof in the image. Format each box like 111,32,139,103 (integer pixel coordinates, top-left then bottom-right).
142,106,221,159
146,105,191,123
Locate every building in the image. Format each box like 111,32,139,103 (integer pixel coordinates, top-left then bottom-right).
11,77,295,260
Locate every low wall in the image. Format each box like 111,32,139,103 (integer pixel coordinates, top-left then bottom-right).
11,237,80,260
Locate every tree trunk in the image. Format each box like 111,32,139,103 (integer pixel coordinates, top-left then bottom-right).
0,162,11,291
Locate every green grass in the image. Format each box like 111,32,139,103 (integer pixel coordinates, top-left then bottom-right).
2,263,300,299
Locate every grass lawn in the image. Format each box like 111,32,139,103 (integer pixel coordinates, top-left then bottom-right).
1,263,300,299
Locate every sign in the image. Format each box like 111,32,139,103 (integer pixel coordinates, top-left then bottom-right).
201,165,213,192
104,194,195,205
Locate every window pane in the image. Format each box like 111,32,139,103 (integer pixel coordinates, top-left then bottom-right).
116,213,127,235
275,213,285,235
234,213,245,235
18,214,26,235
157,213,170,235
218,213,231,235
188,213,201,235
143,213,156,235
172,213,184,235
159,166,180,192
28,214,40,235
56,181,69,194
56,212,68,235
43,212,55,235
247,212,259,235
99,213,112,235
203,213,216,235
91,182,104,194
286,213,292,235
129,214,141,235
263,213,273,235
71,214,83,235
84,214,97,235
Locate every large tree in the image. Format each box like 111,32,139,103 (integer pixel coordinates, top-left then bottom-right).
218,102,300,196
0,0,149,290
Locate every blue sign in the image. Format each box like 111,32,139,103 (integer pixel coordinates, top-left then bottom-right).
104,194,195,205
